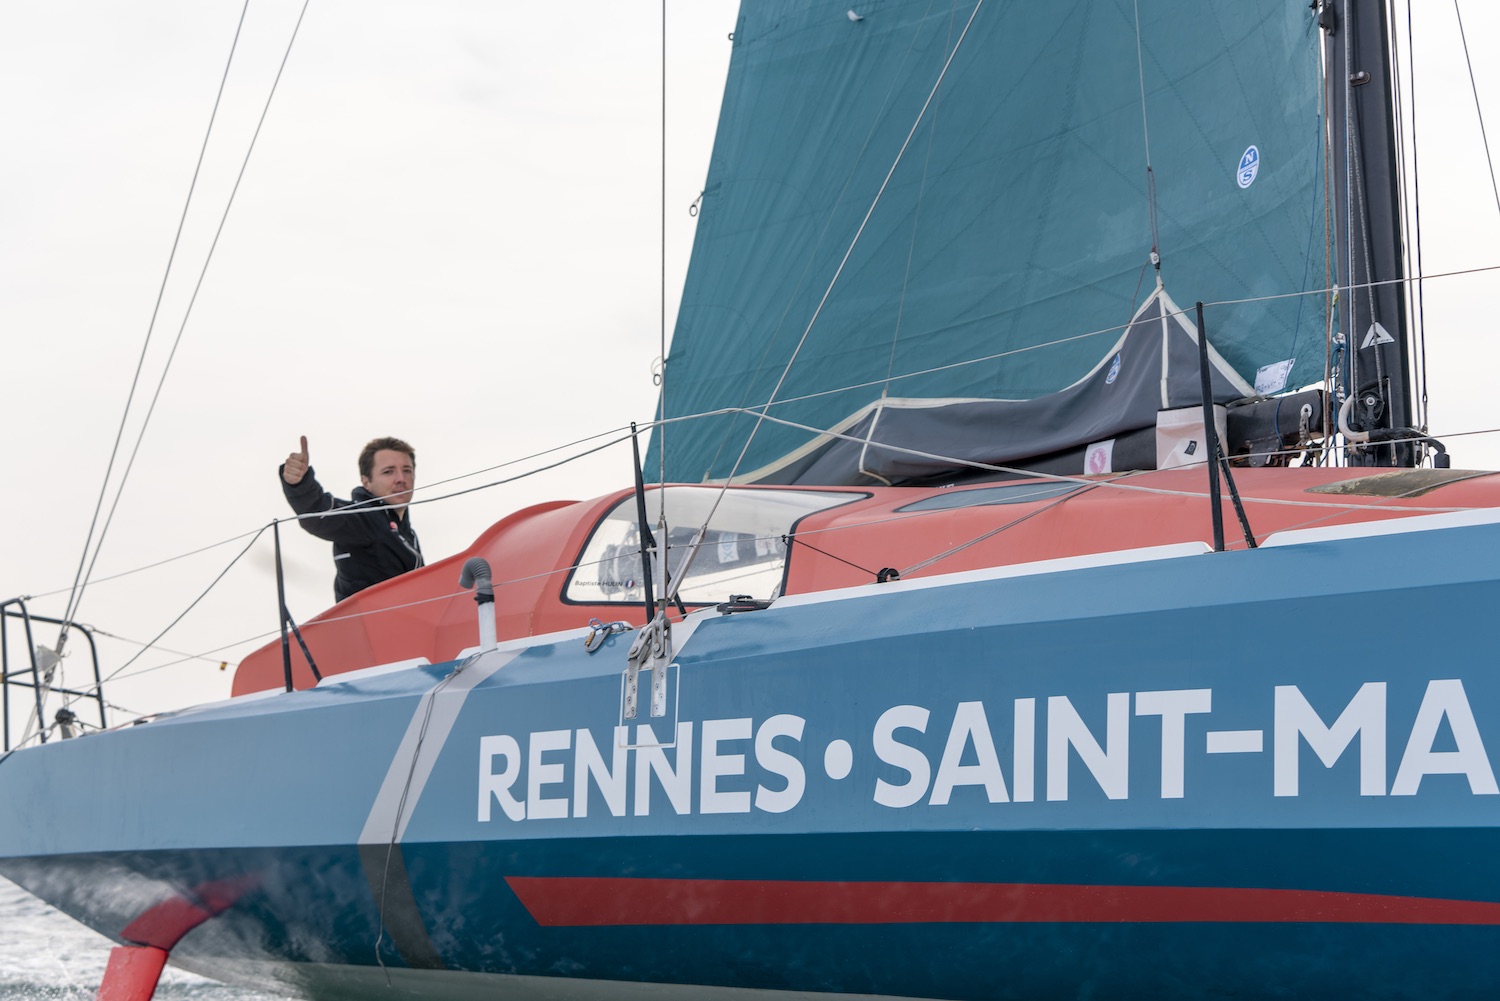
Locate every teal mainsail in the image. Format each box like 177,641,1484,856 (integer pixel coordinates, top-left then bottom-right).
653,0,1327,484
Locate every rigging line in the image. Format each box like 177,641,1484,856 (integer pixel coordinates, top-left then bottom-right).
1211,263,1500,304
75,630,281,691
70,591,472,697
1131,0,1160,263
75,454,1500,699
655,0,674,625
61,538,663,701
312,423,644,516
84,429,632,600
1342,2,1391,428
98,525,269,685
729,406,1479,514
884,0,960,396
97,586,553,694
782,534,883,579
1422,424,1500,443
1404,0,1429,436
730,265,1492,419
1137,266,1500,322
1351,126,1380,347
714,0,987,493
1228,465,1484,540
280,429,635,527
57,0,254,650
252,545,641,633
66,564,540,696
49,693,141,731
1390,0,1426,435
900,480,1111,576
1341,2,1360,404
375,660,464,981
68,0,314,637
1321,23,1338,454
23,525,268,602
89,543,670,695
1285,17,1335,394
658,0,668,499
649,265,1499,446
658,292,1306,421
413,422,645,495
412,432,632,502
33,424,639,602
80,458,1500,709
760,457,1483,574
297,430,635,518
1273,110,1330,441
75,627,237,669
1128,259,1152,319
769,485,1114,549
66,699,156,727
1454,0,1500,221
107,491,987,692
701,0,944,480
362,439,1500,613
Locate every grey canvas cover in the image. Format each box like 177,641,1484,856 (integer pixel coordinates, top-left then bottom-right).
736,287,1253,485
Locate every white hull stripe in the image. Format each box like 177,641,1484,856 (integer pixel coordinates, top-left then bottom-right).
359,648,521,845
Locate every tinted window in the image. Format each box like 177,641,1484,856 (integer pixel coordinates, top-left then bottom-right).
896,481,1079,512
567,487,856,605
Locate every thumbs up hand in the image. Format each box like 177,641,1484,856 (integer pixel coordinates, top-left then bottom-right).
283,435,311,485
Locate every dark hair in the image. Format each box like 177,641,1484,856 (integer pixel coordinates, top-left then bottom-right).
359,436,416,479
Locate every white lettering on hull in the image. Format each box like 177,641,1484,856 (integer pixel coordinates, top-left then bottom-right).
476,682,1498,822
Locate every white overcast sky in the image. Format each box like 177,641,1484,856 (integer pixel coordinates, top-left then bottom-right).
0,0,739,721
1,1,1498,725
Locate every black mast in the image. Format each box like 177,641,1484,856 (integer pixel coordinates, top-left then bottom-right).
1322,0,1414,466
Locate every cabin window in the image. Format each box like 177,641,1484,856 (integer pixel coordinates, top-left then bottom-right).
566,487,854,606
895,480,1080,512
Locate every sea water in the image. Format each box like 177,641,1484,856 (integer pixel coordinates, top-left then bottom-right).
0,877,288,1000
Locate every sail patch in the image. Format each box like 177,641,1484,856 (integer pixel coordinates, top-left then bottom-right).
1362,322,1396,349
1255,358,1294,395
1237,145,1260,188
1085,440,1115,475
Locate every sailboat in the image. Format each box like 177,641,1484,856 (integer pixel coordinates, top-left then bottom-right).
5,1,1500,998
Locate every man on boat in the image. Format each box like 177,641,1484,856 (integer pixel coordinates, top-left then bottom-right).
279,435,424,601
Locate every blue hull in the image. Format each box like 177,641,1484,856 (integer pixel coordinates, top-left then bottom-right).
4,515,1500,998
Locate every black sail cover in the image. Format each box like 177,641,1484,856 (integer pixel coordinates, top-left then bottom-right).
743,289,1253,485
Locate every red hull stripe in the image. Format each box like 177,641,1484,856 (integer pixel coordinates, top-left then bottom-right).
505,877,1500,927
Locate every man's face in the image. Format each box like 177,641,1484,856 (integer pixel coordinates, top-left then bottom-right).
362,449,415,511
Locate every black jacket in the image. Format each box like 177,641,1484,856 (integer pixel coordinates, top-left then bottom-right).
280,465,424,602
